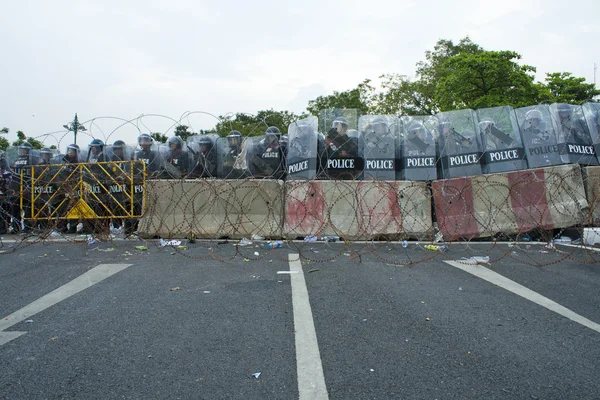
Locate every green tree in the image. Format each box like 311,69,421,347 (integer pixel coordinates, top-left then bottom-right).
434,51,544,111
376,37,484,115
11,130,45,149
0,127,9,151
214,109,300,137
151,132,168,143
174,125,193,142
541,72,600,103
306,79,375,116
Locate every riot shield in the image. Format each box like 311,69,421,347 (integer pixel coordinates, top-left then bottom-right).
399,116,438,181
247,133,286,180
476,105,528,174
550,103,598,165
582,102,600,163
359,115,398,180
7,146,40,175
216,136,251,179
516,105,563,168
187,134,218,178
318,109,359,135
158,142,193,179
104,143,133,162
286,117,318,180
133,142,162,178
435,109,483,179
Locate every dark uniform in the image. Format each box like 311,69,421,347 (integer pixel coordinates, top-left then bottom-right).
164,136,191,179
11,142,37,232
0,152,12,234
436,117,483,179
250,126,285,179
400,122,437,181
520,109,563,168
554,103,598,165
189,136,218,178
322,118,361,180
134,133,160,177
219,130,249,179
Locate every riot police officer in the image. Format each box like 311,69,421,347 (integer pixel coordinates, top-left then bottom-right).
11,142,37,233
134,133,160,176
190,135,217,178
436,115,482,178
220,130,248,179
62,144,81,164
556,103,591,145
164,136,190,178
87,138,106,162
400,122,437,181
38,148,54,165
250,126,285,179
521,108,563,168
324,117,360,180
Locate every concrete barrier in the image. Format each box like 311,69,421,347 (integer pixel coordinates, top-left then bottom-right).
432,164,589,240
582,166,600,226
138,179,284,239
283,180,433,240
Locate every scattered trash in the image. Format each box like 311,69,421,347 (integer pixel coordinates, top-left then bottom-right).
98,247,115,252
458,287,463,291
49,230,61,238
170,252,176,255
402,240,408,248
148,355,153,359
170,287,181,291
539,250,549,253
425,318,431,321
50,337,58,341
87,237,96,245
160,239,182,247
187,233,196,243
583,228,600,245
25,320,33,323
238,238,252,246
343,253,351,256
304,235,318,243
308,269,319,273
424,244,441,251
251,234,265,240
369,369,375,372
254,252,259,256
252,372,261,379
243,258,249,262
177,246,187,250
203,291,210,294
461,256,490,265
135,246,148,251
76,222,84,233
433,231,444,243
545,242,555,250
266,240,283,249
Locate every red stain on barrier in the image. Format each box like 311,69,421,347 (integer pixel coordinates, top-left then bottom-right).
508,169,551,232
284,181,326,234
356,182,402,235
432,177,479,241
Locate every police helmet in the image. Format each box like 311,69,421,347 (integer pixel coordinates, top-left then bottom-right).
67,143,80,152
138,133,153,145
332,117,348,130
227,130,242,147
478,118,495,131
113,140,126,149
0,151,7,169
40,148,52,155
525,109,543,122
557,103,572,119
89,138,104,148
19,142,33,155
168,136,183,149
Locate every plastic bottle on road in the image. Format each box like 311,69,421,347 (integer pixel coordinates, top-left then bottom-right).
266,240,283,249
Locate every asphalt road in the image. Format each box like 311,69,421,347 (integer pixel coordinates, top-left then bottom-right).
1,239,599,400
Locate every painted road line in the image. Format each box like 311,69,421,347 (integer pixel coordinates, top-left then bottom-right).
288,254,329,400
555,243,600,252
444,260,600,334
0,263,132,346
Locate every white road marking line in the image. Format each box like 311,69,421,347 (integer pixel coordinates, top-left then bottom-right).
289,254,329,400
0,263,132,346
444,260,600,334
555,243,600,252
277,270,299,274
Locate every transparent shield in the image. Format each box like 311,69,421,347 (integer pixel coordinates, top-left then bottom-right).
582,102,600,163
516,104,563,168
158,142,193,179
247,134,285,180
216,136,251,179
187,134,219,178
104,144,134,162
399,116,438,181
287,117,318,180
435,109,483,179
133,142,162,177
320,122,363,180
549,103,598,165
359,115,398,180
318,109,359,134
476,105,528,173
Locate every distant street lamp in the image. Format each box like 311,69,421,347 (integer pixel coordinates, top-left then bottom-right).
62,113,86,145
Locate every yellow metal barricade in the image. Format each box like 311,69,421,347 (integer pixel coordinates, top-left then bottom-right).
20,161,146,221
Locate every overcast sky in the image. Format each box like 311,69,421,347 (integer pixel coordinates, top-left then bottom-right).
1,0,598,147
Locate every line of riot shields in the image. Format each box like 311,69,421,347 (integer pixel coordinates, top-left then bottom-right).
1,101,599,234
